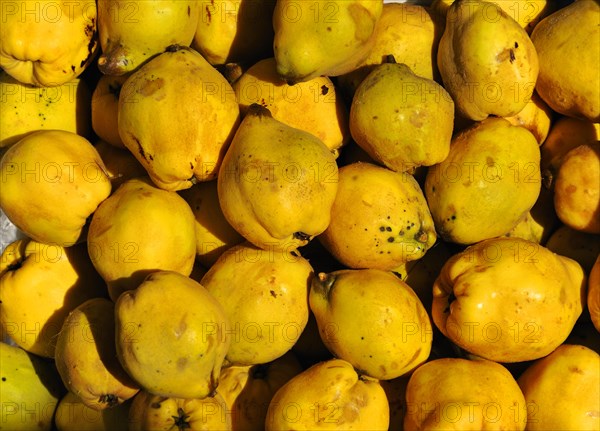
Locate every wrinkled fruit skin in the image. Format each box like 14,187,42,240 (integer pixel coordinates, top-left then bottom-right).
404,357,527,430
432,237,586,363
118,46,240,191
217,105,338,252
0,130,112,247
265,358,390,430
114,271,231,400
517,344,600,430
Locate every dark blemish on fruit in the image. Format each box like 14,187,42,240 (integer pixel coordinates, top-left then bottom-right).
509,49,515,63
270,290,277,298
386,227,392,232
327,26,332,31
206,6,211,22
321,85,329,95
99,394,119,408
130,133,149,162
188,5,191,15
373,116,378,120
379,226,385,232
514,41,519,48
387,237,394,243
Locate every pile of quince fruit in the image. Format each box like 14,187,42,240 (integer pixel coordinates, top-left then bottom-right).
0,0,599,430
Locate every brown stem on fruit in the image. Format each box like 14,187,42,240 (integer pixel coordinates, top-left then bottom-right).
246,103,273,118
218,62,246,85
165,44,184,53
383,54,397,64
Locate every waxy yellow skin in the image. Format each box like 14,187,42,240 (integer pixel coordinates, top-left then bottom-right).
128,390,231,431
553,143,600,234
115,271,231,400
431,0,554,34
404,357,527,430
118,47,240,191
517,344,600,431
504,91,553,146
432,237,586,363
424,117,541,245
337,2,441,99
201,242,313,366
178,180,245,268
437,0,539,121
0,0,98,86
0,130,112,247
350,62,454,172
0,239,106,358
54,298,140,411
0,342,65,431
309,269,432,380
192,0,275,66
233,57,350,156
97,0,200,76
87,176,196,301
265,358,390,430
91,73,129,149
531,0,600,122
217,105,338,252
319,162,436,271
218,352,304,430
0,72,92,148
273,0,383,82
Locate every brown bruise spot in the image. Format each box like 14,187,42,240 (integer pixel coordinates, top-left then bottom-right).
569,366,584,374
177,357,188,370
138,77,164,97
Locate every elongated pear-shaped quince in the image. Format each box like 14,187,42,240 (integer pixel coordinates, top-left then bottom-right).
217,104,338,251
